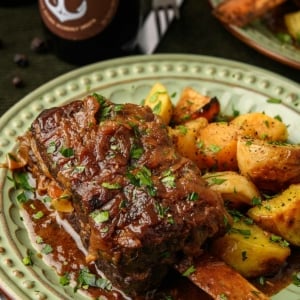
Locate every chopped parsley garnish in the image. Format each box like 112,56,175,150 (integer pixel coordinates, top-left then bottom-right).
41,244,53,254
59,147,74,158
229,227,251,238
73,165,85,174
267,98,282,104
161,170,176,188
269,234,289,247
149,91,167,103
113,104,124,112
292,272,300,286
119,200,127,209
22,255,33,266
10,172,34,192
36,236,44,244
219,294,228,300
154,201,169,218
251,196,262,207
187,192,199,202
92,93,106,105
208,177,227,185
101,182,122,189
208,144,222,153
77,267,112,291
59,273,70,286
130,145,143,160
182,265,196,277
257,276,266,286
16,191,28,203
47,141,56,154
177,125,188,135
276,32,293,44
33,210,44,220
152,101,162,114
127,166,156,196
90,210,110,224
232,106,240,117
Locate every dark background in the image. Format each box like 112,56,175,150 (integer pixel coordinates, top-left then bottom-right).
0,0,299,118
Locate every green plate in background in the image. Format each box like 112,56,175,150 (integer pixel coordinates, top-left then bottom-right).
209,0,300,70
0,54,300,300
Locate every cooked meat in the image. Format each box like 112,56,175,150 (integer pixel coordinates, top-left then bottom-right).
29,94,227,296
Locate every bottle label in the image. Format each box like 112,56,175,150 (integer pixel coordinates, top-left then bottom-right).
39,0,119,40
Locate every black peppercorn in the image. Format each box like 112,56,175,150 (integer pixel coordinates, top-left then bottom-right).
14,53,29,67
30,37,48,53
12,75,24,88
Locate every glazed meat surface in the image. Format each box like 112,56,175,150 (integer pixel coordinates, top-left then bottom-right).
29,94,227,296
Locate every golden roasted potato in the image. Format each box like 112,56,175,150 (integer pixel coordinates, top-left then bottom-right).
194,122,239,171
144,82,173,125
284,10,300,40
231,112,288,142
202,171,260,208
248,184,300,246
211,218,291,278
172,87,220,124
237,136,300,193
168,118,208,162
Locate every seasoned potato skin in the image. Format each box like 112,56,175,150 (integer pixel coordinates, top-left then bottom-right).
211,219,291,278
248,184,300,246
172,87,220,124
195,122,239,171
144,82,173,125
231,112,288,142
168,118,208,163
237,137,300,193
202,171,260,208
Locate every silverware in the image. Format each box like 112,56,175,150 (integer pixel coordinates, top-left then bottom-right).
137,0,184,54
152,0,180,38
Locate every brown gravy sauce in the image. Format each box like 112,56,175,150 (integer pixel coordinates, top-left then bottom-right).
20,198,300,300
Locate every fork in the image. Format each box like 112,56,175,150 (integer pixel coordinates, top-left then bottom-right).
152,0,181,39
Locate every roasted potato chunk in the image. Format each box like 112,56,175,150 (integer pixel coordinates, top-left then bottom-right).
237,137,300,193
211,218,291,278
231,112,288,142
202,171,261,208
144,82,173,125
172,87,220,124
168,118,208,162
284,10,300,40
248,184,300,246
194,122,239,171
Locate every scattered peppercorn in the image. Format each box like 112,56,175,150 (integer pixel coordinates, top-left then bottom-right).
12,75,24,88
30,36,48,53
14,53,29,67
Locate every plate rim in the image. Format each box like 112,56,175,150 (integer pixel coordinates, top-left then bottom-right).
1,53,299,126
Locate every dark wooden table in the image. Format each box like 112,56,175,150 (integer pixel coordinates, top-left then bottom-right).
0,1,299,118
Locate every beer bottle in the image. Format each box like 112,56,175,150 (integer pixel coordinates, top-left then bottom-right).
39,0,142,65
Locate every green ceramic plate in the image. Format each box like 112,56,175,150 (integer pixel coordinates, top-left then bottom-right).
209,0,300,70
0,54,300,300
